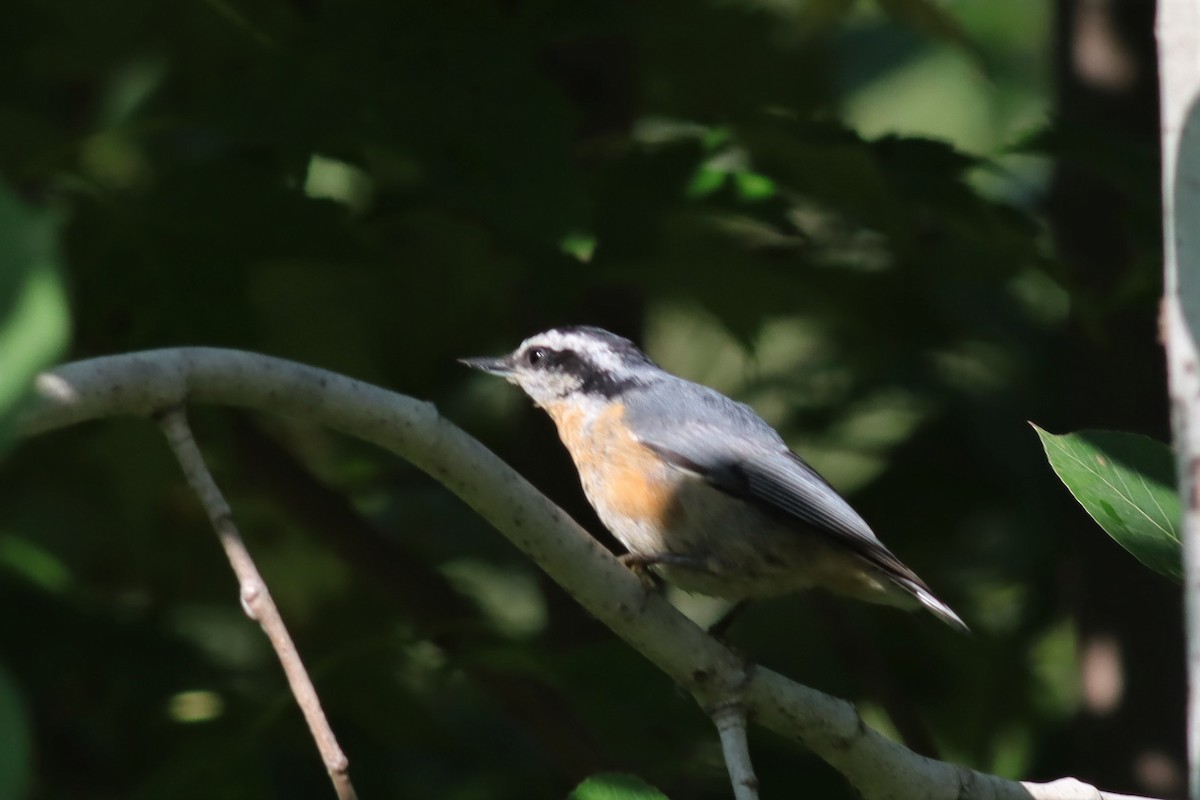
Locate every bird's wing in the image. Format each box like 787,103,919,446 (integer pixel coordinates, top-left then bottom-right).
624,380,915,576
624,380,969,631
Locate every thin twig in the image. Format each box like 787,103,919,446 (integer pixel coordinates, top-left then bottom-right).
157,407,358,800
713,703,759,800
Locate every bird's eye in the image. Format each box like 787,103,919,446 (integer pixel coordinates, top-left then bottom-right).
526,347,546,366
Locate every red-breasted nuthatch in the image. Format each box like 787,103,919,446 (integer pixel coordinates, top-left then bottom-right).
462,326,967,632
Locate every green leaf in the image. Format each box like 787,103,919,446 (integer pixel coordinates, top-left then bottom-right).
569,773,670,800
686,166,728,199
734,171,776,201
0,184,70,456
1034,425,1182,581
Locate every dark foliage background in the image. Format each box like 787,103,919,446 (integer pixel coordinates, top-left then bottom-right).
0,1,1180,798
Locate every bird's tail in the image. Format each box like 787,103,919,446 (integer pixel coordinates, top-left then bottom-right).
895,577,970,633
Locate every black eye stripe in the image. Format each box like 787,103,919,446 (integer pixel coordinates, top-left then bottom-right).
546,349,577,369
524,342,646,398
525,347,579,370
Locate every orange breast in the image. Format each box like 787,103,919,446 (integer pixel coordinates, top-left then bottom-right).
544,401,683,529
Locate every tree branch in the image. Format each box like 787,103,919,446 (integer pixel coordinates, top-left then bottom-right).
156,406,357,800
23,349,1164,800
712,702,758,800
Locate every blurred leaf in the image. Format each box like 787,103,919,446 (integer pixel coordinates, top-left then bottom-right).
0,184,69,456
0,664,32,800
734,171,776,201
0,535,71,592
561,232,598,263
686,165,727,199
570,773,670,800
874,134,981,178
1034,425,1182,581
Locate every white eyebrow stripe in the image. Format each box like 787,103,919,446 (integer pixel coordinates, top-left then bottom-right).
519,330,630,374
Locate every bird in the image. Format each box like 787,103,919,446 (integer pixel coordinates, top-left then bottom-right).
461,325,967,632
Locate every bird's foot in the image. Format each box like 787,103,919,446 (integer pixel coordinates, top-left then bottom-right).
618,551,714,590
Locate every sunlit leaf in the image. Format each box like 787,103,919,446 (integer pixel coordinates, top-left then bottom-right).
560,232,598,263
1034,425,1181,581
570,773,670,800
686,166,727,198
0,185,70,456
734,171,776,200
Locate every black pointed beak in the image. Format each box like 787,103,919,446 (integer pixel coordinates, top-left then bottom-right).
459,355,514,376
